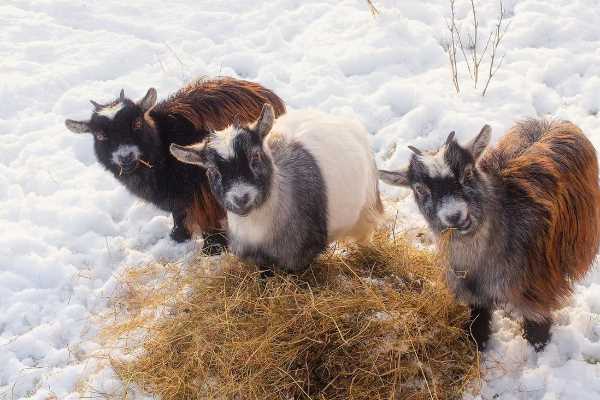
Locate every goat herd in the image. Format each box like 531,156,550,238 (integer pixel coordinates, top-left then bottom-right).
65,77,600,352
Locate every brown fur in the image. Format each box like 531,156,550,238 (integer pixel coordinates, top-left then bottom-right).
184,184,227,234
481,120,600,318
154,77,287,131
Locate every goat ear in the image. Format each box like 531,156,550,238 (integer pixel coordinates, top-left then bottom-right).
445,131,456,145
467,124,492,160
407,145,422,156
119,89,125,101
139,88,157,112
379,168,410,186
256,103,275,139
65,119,92,134
169,142,208,167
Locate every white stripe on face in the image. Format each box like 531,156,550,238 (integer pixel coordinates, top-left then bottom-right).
97,101,124,120
420,147,452,178
437,197,468,227
210,126,239,159
111,144,141,165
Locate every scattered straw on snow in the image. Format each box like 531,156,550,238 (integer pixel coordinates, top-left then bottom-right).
99,231,480,399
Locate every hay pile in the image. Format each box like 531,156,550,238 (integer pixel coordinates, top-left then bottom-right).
100,231,479,399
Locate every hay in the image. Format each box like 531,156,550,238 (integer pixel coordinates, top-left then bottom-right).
100,230,479,399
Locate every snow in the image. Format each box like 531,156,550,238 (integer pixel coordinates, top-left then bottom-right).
1,0,600,398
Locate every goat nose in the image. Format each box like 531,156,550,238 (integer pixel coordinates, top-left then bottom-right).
119,152,135,164
445,212,464,227
233,193,250,207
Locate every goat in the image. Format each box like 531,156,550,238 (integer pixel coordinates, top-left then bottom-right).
379,120,600,351
170,104,383,272
65,77,286,253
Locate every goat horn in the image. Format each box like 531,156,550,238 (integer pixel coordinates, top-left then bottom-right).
445,131,456,145
90,100,102,110
407,145,422,156
119,89,125,101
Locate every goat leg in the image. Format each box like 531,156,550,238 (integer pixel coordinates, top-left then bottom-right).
468,305,492,351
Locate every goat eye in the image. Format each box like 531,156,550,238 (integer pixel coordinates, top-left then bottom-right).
95,132,108,141
413,183,430,198
207,168,220,180
250,152,262,167
132,117,143,132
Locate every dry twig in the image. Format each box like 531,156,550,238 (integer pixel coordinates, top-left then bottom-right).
444,0,510,96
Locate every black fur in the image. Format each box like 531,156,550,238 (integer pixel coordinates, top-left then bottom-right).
468,305,492,351
67,93,224,252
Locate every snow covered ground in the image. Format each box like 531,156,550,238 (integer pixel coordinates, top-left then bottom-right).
1,0,600,398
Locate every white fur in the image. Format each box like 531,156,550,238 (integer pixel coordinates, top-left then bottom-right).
437,197,468,226
226,181,259,207
269,109,381,242
227,180,281,246
96,101,124,120
111,144,141,165
209,126,237,159
420,147,452,178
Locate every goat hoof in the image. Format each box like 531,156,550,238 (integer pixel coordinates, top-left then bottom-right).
523,318,552,352
201,232,228,256
170,226,192,243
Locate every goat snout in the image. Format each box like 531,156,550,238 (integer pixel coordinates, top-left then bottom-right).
112,145,141,170
225,183,259,215
118,152,137,165
232,193,250,208
438,198,470,230
445,211,466,226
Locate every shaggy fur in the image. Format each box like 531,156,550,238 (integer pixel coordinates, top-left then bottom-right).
380,120,600,350
65,77,286,251
478,120,600,318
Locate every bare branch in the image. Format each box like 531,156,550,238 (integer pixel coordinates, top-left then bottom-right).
482,1,510,96
445,0,461,93
470,0,480,86
366,0,379,16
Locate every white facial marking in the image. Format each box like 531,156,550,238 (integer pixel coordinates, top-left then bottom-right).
112,144,141,165
97,101,124,120
420,146,452,178
210,126,239,159
226,182,259,208
437,197,468,227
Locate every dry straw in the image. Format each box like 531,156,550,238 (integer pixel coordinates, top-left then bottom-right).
99,230,479,399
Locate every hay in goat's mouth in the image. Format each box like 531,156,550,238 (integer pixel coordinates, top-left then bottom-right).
100,230,479,400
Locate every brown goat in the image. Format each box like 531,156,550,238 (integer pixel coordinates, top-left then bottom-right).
379,119,600,350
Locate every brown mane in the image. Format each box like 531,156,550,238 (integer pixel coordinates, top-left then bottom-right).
153,77,286,131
